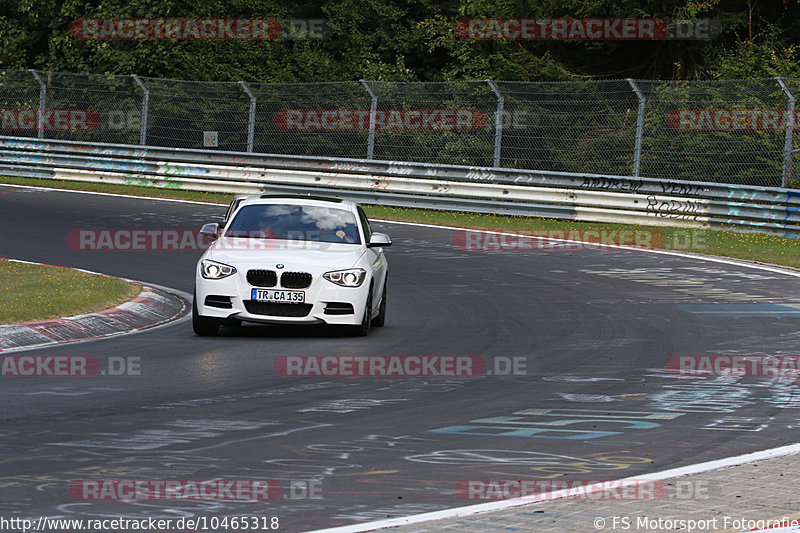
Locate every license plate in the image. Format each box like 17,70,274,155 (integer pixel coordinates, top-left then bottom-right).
251,289,305,304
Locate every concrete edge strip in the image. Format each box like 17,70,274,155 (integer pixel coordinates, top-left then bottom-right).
0,257,189,353
306,443,800,533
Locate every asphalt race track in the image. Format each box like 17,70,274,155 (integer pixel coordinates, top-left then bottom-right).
2,185,800,532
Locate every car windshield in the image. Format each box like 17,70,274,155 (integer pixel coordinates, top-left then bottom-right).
224,203,361,244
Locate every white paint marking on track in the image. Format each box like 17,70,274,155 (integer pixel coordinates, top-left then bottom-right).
306,443,800,533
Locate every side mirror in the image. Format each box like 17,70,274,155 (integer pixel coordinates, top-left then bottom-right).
367,233,392,248
199,223,220,240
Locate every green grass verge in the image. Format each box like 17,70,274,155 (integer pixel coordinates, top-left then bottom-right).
367,205,800,269
0,260,141,324
2,175,799,269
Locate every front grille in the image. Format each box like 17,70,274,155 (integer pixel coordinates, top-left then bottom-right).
247,269,277,287
324,302,354,315
204,295,232,309
281,271,312,289
244,301,313,317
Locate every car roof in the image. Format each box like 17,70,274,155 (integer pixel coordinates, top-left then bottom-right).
238,194,358,210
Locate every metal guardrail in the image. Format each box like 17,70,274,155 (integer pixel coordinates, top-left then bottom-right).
0,135,798,237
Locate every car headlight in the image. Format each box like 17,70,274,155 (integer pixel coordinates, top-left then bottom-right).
201,259,237,279
323,268,366,287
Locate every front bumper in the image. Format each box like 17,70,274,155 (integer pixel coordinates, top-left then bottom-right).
195,268,368,325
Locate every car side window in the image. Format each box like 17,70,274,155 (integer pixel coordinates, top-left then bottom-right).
357,206,371,243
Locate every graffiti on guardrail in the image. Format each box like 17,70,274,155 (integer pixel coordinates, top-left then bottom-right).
659,182,704,196
580,176,644,192
645,195,705,220
0,135,797,236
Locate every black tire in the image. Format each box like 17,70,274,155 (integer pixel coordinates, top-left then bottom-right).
222,318,242,328
372,277,387,328
192,294,220,336
351,288,372,337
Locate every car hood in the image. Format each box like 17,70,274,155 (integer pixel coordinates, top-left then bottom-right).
206,237,366,269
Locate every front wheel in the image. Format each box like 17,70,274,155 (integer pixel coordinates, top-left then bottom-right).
192,293,220,336
372,277,387,328
351,289,372,337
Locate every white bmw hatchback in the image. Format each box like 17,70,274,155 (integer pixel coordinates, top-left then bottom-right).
193,195,391,336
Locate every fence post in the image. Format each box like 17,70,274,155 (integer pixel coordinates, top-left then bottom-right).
777,77,795,188
29,70,46,139
627,78,646,178
360,79,377,159
486,79,504,168
238,81,257,153
131,75,149,146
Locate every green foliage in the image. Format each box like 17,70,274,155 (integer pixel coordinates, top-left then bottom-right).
0,0,798,82
708,40,800,79
0,0,796,188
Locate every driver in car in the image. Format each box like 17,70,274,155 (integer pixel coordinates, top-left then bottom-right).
334,227,355,243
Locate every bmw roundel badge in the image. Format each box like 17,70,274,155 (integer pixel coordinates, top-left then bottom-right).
276,264,284,269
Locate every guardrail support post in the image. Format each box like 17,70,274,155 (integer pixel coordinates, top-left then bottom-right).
777,77,795,188
239,81,257,153
627,78,646,178
29,70,46,139
360,79,377,159
131,75,149,146
487,79,504,168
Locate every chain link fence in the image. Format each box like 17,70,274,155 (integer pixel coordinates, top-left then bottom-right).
0,69,796,188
